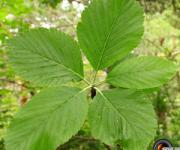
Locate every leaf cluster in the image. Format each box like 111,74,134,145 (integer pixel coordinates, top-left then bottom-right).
5,0,177,150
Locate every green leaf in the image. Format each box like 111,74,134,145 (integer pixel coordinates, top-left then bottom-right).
107,56,177,89
77,0,144,70
8,28,84,86
5,86,88,150
88,88,157,149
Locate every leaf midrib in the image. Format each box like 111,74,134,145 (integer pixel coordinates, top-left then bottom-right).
96,7,123,70
97,91,153,137
18,48,84,80
21,89,84,150
107,67,170,81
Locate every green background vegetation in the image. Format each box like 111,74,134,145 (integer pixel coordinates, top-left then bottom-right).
0,0,180,149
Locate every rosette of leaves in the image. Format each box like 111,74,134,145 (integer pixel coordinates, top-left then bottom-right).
5,0,177,150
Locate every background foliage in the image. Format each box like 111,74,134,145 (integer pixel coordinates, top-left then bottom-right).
0,0,179,149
